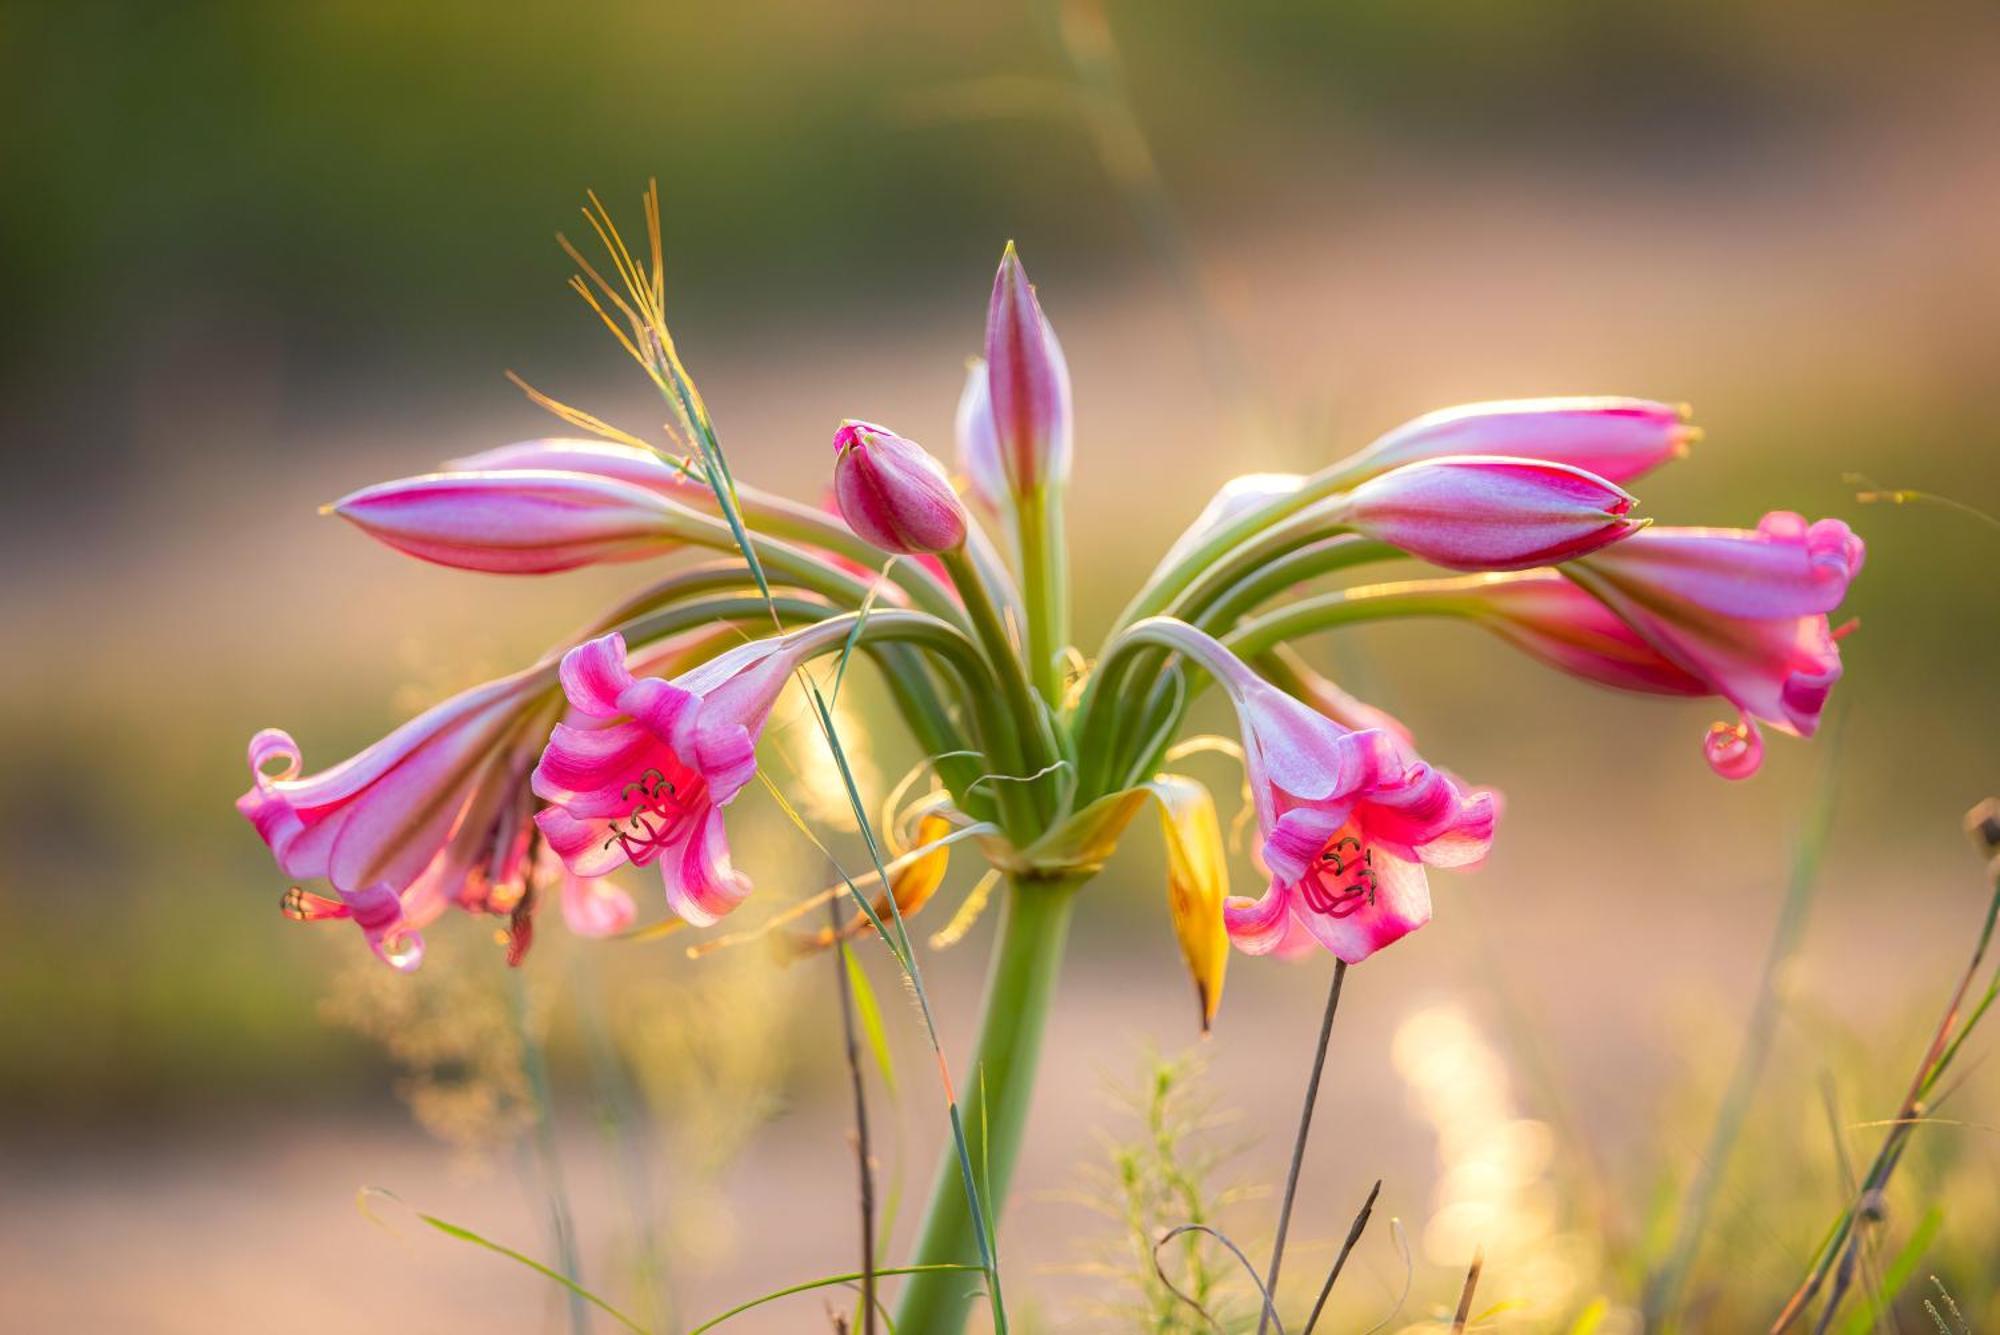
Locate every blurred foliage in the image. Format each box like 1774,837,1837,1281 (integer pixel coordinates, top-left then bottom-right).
2,0,1987,386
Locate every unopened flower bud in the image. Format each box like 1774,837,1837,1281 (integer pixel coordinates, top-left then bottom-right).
831,420,969,555
1342,456,1641,571
984,243,1072,493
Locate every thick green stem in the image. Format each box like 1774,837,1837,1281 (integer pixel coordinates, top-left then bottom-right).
894,876,1082,1335
1016,483,1070,706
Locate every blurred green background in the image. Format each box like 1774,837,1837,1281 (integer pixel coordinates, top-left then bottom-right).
2,2,1997,1330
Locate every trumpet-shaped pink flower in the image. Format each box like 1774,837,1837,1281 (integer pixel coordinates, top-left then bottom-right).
1568,511,1864,778
532,625,836,926
240,676,537,902
1341,457,1641,571
1347,398,1698,484
831,420,969,555
1141,621,1496,964
239,641,752,965
334,470,686,574
240,674,542,970
985,243,1072,493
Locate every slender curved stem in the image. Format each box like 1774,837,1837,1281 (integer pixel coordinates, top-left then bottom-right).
894,876,1083,1335
1197,538,1400,633
1258,960,1347,1335
1226,587,1465,661
1108,461,1373,634
1100,540,1402,786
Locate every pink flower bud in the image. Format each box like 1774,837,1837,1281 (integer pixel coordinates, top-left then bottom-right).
1341,456,1641,571
1349,398,1698,484
984,243,1072,493
953,359,1007,513
831,421,969,555
333,470,684,574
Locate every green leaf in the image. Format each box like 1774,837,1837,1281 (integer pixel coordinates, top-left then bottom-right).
687,1264,982,1333
842,942,898,1098
359,1188,649,1334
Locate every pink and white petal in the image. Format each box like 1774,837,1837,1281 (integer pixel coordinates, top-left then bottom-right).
325,759,478,893
693,721,759,806
535,805,633,878
532,721,664,814
1290,852,1432,965
1591,520,1861,620
1357,767,1497,868
1222,881,1296,956
560,875,638,937
661,807,752,927
1262,804,1349,888
1411,787,1499,868
341,884,426,972
1268,913,1327,960
560,633,640,719
1237,680,1391,803
262,677,527,815
618,675,704,749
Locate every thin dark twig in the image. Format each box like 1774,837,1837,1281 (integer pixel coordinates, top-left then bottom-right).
1153,1223,1287,1335
1257,959,1347,1334
829,894,878,1335
1451,1248,1485,1334
1302,1178,1381,1335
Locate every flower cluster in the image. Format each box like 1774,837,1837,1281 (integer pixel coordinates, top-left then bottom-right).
239,220,1861,1013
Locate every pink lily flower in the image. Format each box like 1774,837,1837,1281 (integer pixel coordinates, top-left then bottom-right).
239,675,544,970
1346,398,1698,484
239,642,763,965
333,470,688,574
1142,621,1496,964
532,624,837,926
1340,456,1642,571
831,420,969,555
985,243,1073,494
1567,511,1865,778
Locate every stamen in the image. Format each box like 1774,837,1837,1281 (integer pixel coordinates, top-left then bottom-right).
600,767,699,865
1298,833,1379,918
280,886,347,922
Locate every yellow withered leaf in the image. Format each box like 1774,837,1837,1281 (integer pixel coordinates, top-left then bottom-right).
1152,774,1230,1033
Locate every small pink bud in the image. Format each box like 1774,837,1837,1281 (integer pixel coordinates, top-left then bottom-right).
831,421,969,555
984,243,1072,493
1341,456,1641,571
333,470,684,574
1350,398,1698,484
